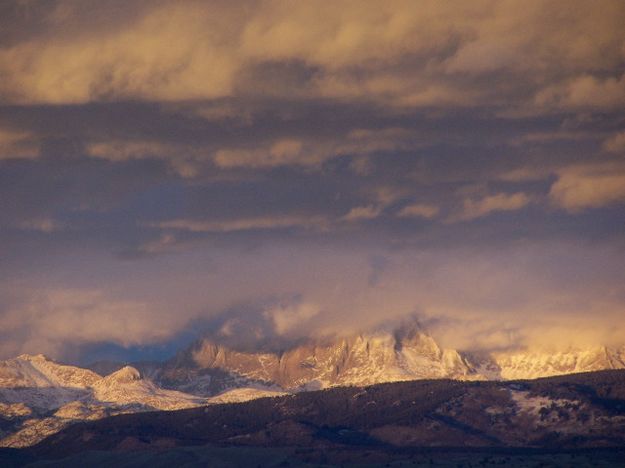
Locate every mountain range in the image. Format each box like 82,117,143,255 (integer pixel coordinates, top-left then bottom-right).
1,319,624,448
17,370,625,467
156,321,625,392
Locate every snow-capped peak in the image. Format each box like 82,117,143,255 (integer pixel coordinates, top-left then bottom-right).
101,366,141,384
2,333,625,449
159,320,478,393
1,354,101,389
0,353,209,449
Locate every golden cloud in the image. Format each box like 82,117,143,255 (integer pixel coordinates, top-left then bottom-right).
535,73,625,110
0,289,180,357
1,0,623,109
213,128,415,168
342,205,381,222
152,215,330,233
603,131,625,154
263,301,320,336
214,139,305,168
397,203,439,219
550,163,625,212
451,192,530,222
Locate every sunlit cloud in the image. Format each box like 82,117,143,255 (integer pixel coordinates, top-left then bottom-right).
535,73,625,110
86,139,206,177
2,0,623,111
86,140,189,162
0,288,179,358
603,131,625,153
151,215,330,233
263,301,320,336
342,205,382,222
449,192,531,222
213,128,416,169
0,0,624,363
550,162,625,212
397,203,439,219
214,139,305,168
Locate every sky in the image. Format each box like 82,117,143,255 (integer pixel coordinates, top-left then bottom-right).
1,0,624,363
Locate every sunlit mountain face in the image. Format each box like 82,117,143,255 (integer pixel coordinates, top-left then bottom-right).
1,324,624,448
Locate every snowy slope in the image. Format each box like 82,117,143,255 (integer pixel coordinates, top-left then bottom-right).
0,356,208,448
489,346,625,380
92,366,205,410
0,354,102,412
0,354,100,389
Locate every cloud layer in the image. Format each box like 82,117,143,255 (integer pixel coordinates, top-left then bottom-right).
0,0,624,361
2,1,624,109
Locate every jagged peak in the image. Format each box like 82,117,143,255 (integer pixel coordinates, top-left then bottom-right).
102,365,142,383
182,315,433,362
328,315,429,348
190,339,231,367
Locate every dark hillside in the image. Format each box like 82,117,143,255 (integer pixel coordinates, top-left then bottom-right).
25,370,625,462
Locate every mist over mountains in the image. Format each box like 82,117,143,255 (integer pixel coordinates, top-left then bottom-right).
155,317,625,393
2,318,624,449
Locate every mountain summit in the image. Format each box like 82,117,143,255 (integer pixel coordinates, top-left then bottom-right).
0,356,204,448
157,321,625,395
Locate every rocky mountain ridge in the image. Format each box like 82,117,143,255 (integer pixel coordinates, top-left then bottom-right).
155,323,625,395
1,322,624,448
